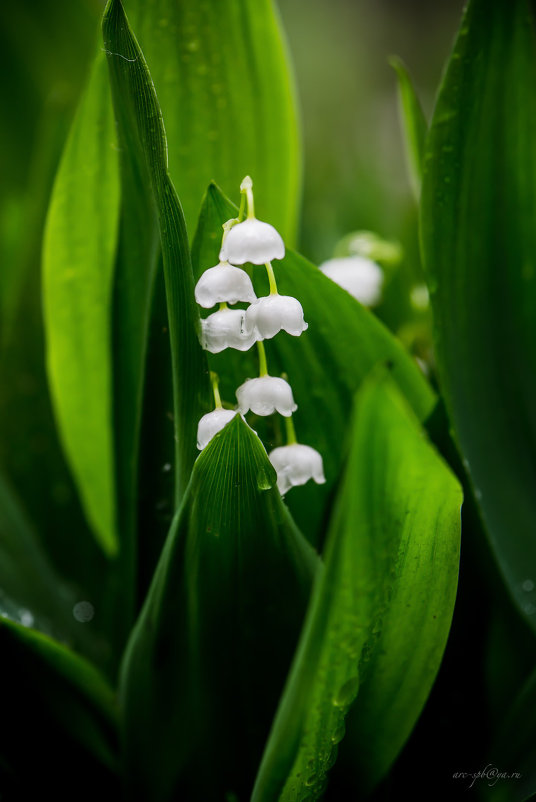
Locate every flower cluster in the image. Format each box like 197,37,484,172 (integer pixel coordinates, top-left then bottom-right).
194,176,325,496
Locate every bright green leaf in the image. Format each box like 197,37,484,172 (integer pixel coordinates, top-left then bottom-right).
123,0,301,242
420,0,536,632
42,50,120,555
252,374,462,801
192,183,435,544
390,56,428,199
120,415,318,802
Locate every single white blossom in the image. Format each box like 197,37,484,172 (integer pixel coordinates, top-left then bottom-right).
195,262,256,308
219,218,285,265
201,308,258,353
245,294,308,340
197,408,238,450
319,256,384,307
269,443,326,495
236,375,297,417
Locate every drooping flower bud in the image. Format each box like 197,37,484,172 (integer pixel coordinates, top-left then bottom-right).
195,262,256,308
201,308,258,353
245,294,308,340
236,375,297,417
319,256,384,307
197,408,238,450
268,443,326,495
220,218,285,265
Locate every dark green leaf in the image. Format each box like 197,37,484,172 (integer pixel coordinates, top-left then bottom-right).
42,50,120,555
390,56,428,198
0,618,119,797
123,0,301,242
252,374,462,801
192,183,435,545
120,416,318,802
420,0,536,632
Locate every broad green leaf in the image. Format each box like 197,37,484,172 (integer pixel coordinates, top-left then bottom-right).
103,0,210,509
488,668,536,802
43,50,120,555
123,0,301,242
252,375,462,801
192,184,435,544
0,618,119,797
120,416,318,802
420,0,536,632
390,56,428,199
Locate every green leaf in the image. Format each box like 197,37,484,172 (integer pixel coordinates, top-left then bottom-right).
390,56,428,199
42,50,120,555
120,416,318,802
103,0,210,509
192,184,435,544
252,374,462,801
0,618,119,796
488,667,536,802
420,0,536,632
123,0,301,242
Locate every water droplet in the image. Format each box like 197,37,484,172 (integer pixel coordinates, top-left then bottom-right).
73,601,94,623
162,463,172,473
19,609,34,628
522,579,535,593
186,39,200,52
333,675,359,708
257,466,275,491
331,721,346,744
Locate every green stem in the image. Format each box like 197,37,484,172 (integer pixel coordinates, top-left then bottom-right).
240,175,255,219
238,192,246,222
265,262,279,295
257,341,268,377
285,415,297,445
210,371,222,409
219,301,228,311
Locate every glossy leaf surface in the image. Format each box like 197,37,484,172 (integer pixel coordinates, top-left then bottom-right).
42,50,120,555
420,0,536,632
120,416,318,802
252,375,462,801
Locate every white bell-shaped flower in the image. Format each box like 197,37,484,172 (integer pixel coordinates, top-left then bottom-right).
201,308,258,353
219,218,285,265
197,408,238,450
245,294,308,340
319,256,384,307
195,262,256,308
236,375,297,417
269,443,326,495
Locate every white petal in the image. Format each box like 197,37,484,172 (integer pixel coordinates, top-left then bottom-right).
195,262,256,308
319,256,384,306
197,408,238,450
268,444,326,494
236,376,297,417
201,308,259,353
220,218,285,265
245,294,308,340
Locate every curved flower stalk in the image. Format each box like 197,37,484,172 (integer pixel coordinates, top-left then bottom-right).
201,306,258,353
319,255,384,307
197,372,242,450
195,262,256,308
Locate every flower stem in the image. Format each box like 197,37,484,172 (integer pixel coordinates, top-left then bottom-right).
257,341,268,377
265,262,279,295
219,301,228,311
285,414,297,445
210,371,222,409
238,192,246,222
240,175,255,219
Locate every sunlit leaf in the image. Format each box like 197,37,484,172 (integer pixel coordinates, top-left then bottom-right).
390,56,428,199
42,50,120,555
123,0,301,242
420,0,536,633
120,416,318,802
192,183,435,544
252,374,462,801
